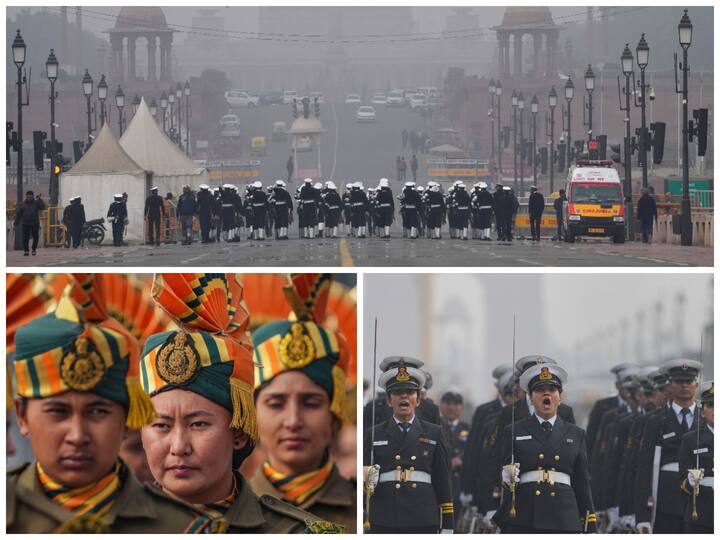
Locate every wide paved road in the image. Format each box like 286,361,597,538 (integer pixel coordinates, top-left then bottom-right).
9,235,709,267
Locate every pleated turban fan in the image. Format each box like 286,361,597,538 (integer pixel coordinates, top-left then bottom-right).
12,274,154,429
140,274,257,443
252,274,351,423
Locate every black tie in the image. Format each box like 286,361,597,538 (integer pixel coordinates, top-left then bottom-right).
541,421,552,432
400,422,411,433
681,408,691,431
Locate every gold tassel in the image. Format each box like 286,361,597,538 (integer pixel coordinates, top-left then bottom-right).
330,365,347,423
125,375,156,429
229,377,258,442
208,518,230,534
54,514,110,534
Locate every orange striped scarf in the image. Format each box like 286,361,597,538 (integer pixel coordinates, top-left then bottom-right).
37,461,122,519
182,474,238,534
262,457,334,505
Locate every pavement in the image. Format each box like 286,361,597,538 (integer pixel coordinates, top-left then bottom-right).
7,233,711,267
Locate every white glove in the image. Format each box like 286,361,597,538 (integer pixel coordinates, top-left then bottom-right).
440,529,454,534
483,510,496,529
636,522,652,534
501,463,520,485
607,506,620,526
620,514,636,529
459,492,473,505
363,464,380,490
688,468,704,487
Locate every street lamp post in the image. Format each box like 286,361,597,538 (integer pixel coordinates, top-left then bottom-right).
168,90,175,141
584,64,595,141
12,30,28,209
183,81,191,154
488,78,496,167
677,9,693,246
160,91,168,133
176,83,183,151
98,74,108,127
511,90,518,190
46,49,59,205
150,98,158,119
132,94,140,117
531,95,538,185
548,87,557,193
82,69,94,148
564,78,574,174
496,81,503,182
518,92,525,191
115,85,125,136
620,43,635,240
636,34,650,189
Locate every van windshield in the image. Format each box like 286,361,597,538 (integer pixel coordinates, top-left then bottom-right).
571,183,623,204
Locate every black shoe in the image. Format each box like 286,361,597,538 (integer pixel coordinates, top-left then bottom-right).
32,250,37,255
23,251,29,256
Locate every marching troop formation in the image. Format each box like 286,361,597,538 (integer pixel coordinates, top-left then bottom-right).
363,355,714,534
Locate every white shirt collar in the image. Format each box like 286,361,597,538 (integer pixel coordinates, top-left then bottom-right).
707,424,714,434
394,415,415,426
535,414,557,427
444,418,459,428
671,401,696,424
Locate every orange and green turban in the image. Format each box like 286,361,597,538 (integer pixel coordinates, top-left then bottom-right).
252,274,349,423
139,273,257,442
12,280,153,429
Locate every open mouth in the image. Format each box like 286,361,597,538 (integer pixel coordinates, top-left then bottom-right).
542,397,551,406
398,400,410,409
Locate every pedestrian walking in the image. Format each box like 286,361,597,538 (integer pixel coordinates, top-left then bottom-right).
400,157,407,181
144,186,165,246
195,184,214,243
286,154,294,183
64,196,86,248
176,185,197,245
14,191,46,256
493,184,506,241
554,189,567,241
249,180,268,240
637,188,658,243
396,156,403,181
375,178,394,238
107,193,127,247
270,180,293,239
528,186,545,241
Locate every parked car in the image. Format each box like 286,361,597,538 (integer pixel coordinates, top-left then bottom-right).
282,90,298,104
387,90,405,107
409,94,429,110
220,114,241,137
356,105,377,123
225,90,259,107
371,93,387,105
345,93,362,104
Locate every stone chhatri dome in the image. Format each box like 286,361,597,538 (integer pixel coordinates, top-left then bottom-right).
499,7,556,29
114,7,168,30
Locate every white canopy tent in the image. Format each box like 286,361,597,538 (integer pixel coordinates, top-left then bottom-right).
59,124,148,243
120,98,208,196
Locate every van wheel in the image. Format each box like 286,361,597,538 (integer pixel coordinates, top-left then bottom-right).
612,233,626,244
565,230,575,243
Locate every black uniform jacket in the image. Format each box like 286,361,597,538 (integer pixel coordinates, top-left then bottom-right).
678,423,713,528
364,417,453,530
461,398,504,495
635,403,699,523
586,395,621,462
494,416,595,532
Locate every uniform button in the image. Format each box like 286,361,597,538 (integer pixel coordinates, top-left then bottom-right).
550,492,556,497
395,455,401,460
411,483,417,488
409,466,415,471
396,465,402,470
395,483,401,489
539,453,544,460
535,490,541,496
411,456,417,461
554,455,560,461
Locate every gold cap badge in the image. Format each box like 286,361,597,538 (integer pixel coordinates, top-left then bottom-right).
156,332,200,385
279,323,315,369
60,337,106,391
395,366,411,382
539,366,552,381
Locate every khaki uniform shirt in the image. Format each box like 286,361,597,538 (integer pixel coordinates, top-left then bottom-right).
250,464,357,532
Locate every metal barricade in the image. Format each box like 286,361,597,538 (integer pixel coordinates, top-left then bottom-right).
41,206,67,247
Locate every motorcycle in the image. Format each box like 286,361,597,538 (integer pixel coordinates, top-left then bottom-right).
82,218,106,246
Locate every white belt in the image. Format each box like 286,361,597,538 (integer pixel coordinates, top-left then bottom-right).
380,203,391,207
327,205,339,209
661,462,679,472
700,477,714,488
302,200,316,204
275,201,286,205
519,470,572,486
378,470,432,484
252,203,265,207
404,205,416,209
458,206,468,210
479,205,492,210
352,203,365,206
222,204,233,207
431,204,441,208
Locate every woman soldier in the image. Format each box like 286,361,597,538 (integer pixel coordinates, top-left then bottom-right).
138,273,342,533
250,275,356,532
7,289,194,533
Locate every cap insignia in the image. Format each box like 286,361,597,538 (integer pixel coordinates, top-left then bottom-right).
279,323,315,369
682,363,688,370
156,332,200,385
60,337,106,391
539,366,552,381
396,366,411,382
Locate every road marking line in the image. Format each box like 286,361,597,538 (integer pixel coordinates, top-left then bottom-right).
516,258,543,266
339,237,354,267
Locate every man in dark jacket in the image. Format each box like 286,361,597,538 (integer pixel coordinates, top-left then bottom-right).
493,184,506,241
195,184,215,243
64,196,86,248
375,178,395,239
107,193,127,247
322,181,343,238
554,189,567,241
270,180,293,240
176,185,197,245
528,186,545,241
144,186,165,246
636,188,658,243
14,191,46,256
249,181,268,240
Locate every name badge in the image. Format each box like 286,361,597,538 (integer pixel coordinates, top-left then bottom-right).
516,435,532,441
373,440,388,446
419,437,437,445
693,448,709,455
663,432,676,440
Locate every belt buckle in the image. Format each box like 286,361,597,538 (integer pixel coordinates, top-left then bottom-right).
542,469,551,484
400,469,406,482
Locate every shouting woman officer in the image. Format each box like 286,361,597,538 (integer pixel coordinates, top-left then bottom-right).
138,273,340,533
250,274,356,532
7,287,193,533
493,362,596,533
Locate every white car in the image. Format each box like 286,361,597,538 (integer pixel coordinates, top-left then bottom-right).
356,105,377,123
282,90,298,104
219,114,241,137
345,93,362,104
409,94,428,110
225,90,259,107
387,90,405,107
371,93,387,105
310,91,325,104
293,135,314,152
